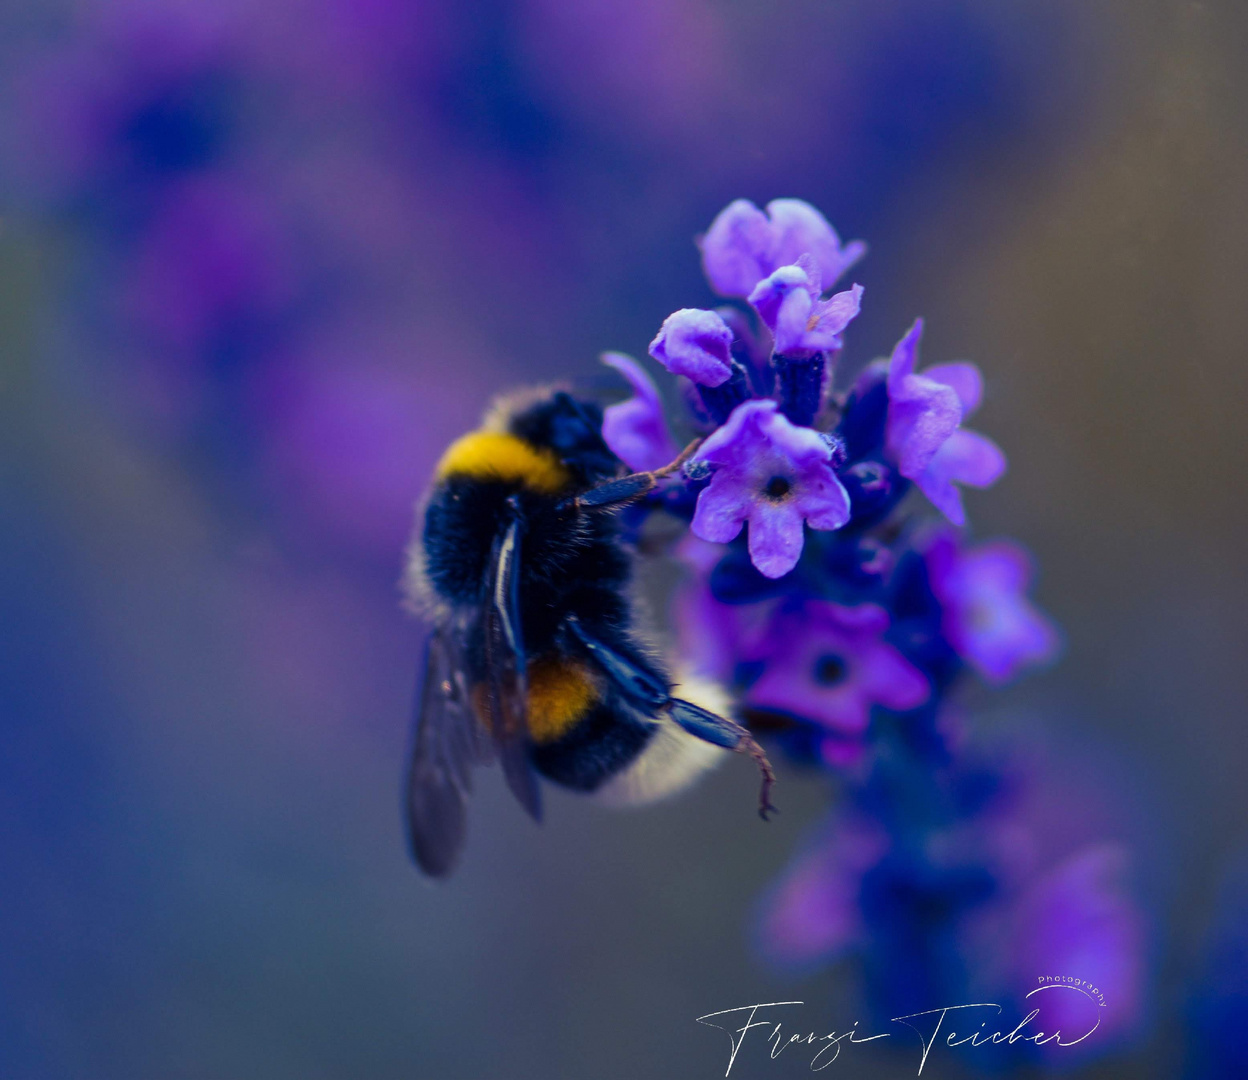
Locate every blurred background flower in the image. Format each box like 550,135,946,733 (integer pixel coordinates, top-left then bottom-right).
1,0,1244,1077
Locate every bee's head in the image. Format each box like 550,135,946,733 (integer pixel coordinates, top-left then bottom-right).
508,391,620,486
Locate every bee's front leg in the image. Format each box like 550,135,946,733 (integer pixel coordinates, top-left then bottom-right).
565,438,703,512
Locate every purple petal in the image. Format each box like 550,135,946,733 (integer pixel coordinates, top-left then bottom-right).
773,289,816,356
698,198,772,299
690,469,750,544
928,536,1061,682
699,198,866,300
765,198,866,288
648,308,734,387
857,639,931,711
747,263,817,353
805,283,864,351
791,251,824,294
883,319,964,478
755,402,834,466
917,428,1007,524
756,815,888,967
916,466,967,525
887,383,962,480
746,499,806,579
936,428,1007,488
886,318,924,389
694,398,776,466
792,466,851,532
696,399,829,470
923,361,984,415
973,608,1060,685
600,352,679,472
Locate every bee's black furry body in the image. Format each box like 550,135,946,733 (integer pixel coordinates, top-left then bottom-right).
418,391,665,791
406,387,771,877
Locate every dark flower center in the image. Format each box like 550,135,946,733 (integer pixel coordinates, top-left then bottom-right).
814,653,848,686
764,475,792,500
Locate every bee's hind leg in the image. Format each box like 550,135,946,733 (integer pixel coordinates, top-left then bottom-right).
667,699,778,821
564,615,777,819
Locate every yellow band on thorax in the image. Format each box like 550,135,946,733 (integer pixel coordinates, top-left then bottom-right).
434,431,571,494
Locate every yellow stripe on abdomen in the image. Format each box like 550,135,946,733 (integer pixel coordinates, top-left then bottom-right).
526,657,599,744
434,430,571,494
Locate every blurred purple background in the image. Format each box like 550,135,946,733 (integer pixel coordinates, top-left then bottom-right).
1,0,1246,1076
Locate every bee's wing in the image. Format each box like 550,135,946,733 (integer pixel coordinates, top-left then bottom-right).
482,516,543,821
405,622,491,878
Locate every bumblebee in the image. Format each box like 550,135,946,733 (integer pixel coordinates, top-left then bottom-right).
403,388,775,877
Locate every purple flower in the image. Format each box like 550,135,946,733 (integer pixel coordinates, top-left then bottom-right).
648,308,734,387
1008,845,1146,1052
743,601,930,763
600,352,679,472
699,198,866,300
925,531,1060,683
747,257,863,357
689,400,851,579
884,320,960,475
884,319,1006,525
756,813,890,966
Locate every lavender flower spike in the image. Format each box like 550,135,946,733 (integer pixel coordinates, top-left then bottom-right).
884,319,1006,525
748,257,863,357
600,352,679,473
689,399,850,579
648,307,734,387
700,198,867,299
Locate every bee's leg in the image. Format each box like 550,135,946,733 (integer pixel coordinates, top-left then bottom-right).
563,614,669,708
667,699,778,821
569,438,702,512
565,615,777,820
